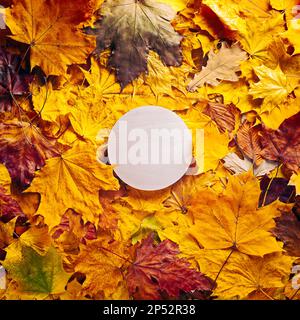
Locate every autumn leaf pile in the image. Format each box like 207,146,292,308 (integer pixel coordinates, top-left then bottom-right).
0,0,300,300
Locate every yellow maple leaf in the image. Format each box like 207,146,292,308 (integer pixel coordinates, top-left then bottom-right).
74,236,131,299
270,0,298,10
5,226,51,261
250,65,299,111
197,250,293,299
155,173,223,255
238,12,285,62
259,93,300,129
188,173,284,256
31,82,78,124
80,57,121,100
120,187,170,214
6,0,95,75
198,80,256,113
27,141,119,229
69,99,117,144
281,0,300,54
145,52,193,98
180,106,231,173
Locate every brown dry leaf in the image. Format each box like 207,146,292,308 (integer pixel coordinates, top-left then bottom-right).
203,102,241,134
273,210,300,257
188,43,247,92
260,112,300,171
86,0,183,88
236,122,263,165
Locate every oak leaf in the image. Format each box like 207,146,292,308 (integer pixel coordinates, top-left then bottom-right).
187,44,247,92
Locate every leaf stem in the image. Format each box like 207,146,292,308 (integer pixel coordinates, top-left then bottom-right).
100,246,133,264
261,164,281,207
214,248,234,285
259,288,275,300
290,288,300,300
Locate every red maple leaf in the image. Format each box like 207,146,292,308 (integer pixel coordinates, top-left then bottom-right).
0,186,25,222
0,48,31,112
0,120,59,189
127,234,213,300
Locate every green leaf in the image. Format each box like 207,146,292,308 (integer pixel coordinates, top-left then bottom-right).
3,246,70,295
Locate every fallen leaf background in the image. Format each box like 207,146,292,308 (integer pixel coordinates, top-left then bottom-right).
0,0,300,300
